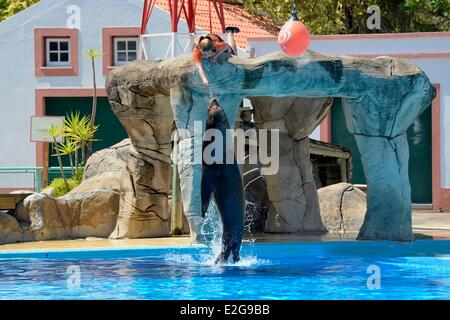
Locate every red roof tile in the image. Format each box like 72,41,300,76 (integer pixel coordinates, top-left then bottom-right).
153,0,280,49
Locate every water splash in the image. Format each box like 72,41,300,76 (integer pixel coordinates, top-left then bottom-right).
163,252,270,268
163,201,268,267
200,200,223,259
244,200,258,244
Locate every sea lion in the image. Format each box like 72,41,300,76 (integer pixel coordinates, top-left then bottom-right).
201,99,245,264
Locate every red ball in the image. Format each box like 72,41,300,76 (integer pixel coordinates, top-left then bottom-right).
278,20,310,57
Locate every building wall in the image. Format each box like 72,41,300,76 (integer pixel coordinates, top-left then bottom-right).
248,33,450,189
0,0,192,167
45,97,128,167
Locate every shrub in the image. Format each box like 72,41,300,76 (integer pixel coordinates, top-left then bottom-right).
48,178,79,197
72,167,84,184
48,167,85,197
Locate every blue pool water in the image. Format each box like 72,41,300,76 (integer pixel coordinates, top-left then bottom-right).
0,240,449,300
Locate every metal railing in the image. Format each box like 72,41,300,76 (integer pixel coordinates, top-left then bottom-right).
139,32,196,60
0,167,73,193
138,32,227,60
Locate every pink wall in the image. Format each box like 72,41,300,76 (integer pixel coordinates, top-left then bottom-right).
34,28,79,77
102,27,140,76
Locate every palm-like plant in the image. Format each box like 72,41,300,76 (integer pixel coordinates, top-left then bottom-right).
47,124,70,190
54,140,78,176
65,111,99,165
64,111,82,169
85,49,103,158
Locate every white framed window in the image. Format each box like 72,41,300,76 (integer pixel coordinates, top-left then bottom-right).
46,38,71,67
114,37,138,66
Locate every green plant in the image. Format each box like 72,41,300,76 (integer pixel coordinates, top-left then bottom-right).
72,166,84,183
64,111,99,165
64,111,82,168
0,0,39,22
54,139,78,176
49,177,80,197
47,124,69,191
244,0,449,34
48,166,84,197
85,49,104,158
46,111,97,195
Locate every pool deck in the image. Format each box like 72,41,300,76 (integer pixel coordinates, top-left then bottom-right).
0,210,448,252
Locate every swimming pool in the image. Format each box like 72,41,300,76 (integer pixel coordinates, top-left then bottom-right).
0,240,449,300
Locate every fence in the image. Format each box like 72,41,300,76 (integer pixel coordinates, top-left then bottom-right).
138,32,227,60
139,32,196,60
0,167,73,193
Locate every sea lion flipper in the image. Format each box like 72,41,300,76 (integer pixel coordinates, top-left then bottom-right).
215,245,232,264
232,239,241,263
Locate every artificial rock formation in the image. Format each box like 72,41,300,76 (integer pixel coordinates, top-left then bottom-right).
318,183,366,233
105,77,174,239
0,173,121,245
83,139,130,180
84,137,173,239
106,50,435,242
0,211,31,244
23,189,120,241
251,97,331,233
0,189,119,244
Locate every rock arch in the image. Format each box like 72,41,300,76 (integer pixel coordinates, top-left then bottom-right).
106,50,435,242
